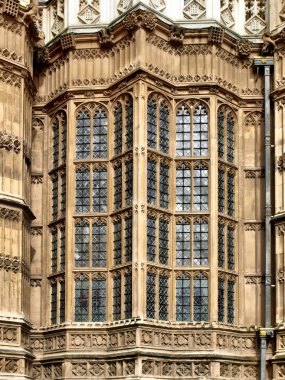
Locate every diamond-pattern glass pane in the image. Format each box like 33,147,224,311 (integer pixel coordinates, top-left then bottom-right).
147,99,157,149
227,115,235,163
60,173,66,216
75,170,90,212
218,111,224,159
124,272,132,319
113,275,121,320
193,105,208,156
59,281,65,323
176,106,191,156
125,160,133,206
227,173,235,216
176,275,190,321
193,164,208,211
93,108,108,158
114,104,122,155
60,227,65,270
159,103,169,153
218,169,225,213
93,168,107,212
193,275,208,321
53,118,59,168
176,164,191,211
147,216,156,262
92,224,107,267
159,219,168,265
125,216,132,262
125,99,133,150
51,230,57,273
52,177,58,220
193,220,208,266
75,222,89,267
75,277,89,322
113,220,122,265
147,159,156,205
160,163,169,209
176,221,190,266
218,278,225,322
61,114,67,163
218,223,225,268
76,110,91,159
146,273,156,319
227,280,235,324
227,227,235,270
159,275,168,320
51,282,57,324
114,165,122,210
92,276,106,322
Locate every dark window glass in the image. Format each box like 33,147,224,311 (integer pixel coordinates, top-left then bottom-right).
113,275,121,320
218,223,225,268
193,164,208,211
193,274,208,321
114,104,122,155
60,173,66,216
176,106,190,156
146,273,156,319
218,111,224,159
193,105,208,156
114,164,122,209
76,110,90,159
125,160,133,206
227,173,235,216
193,220,208,266
92,275,106,322
93,168,107,212
176,221,190,266
176,274,190,321
147,158,156,205
75,169,90,213
61,114,67,163
227,115,235,163
52,176,58,220
51,282,57,324
93,108,108,158
218,169,225,213
159,275,168,320
160,163,169,209
51,230,57,273
60,227,65,270
75,276,89,322
113,220,122,265
147,99,157,149
159,219,168,265
92,224,107,267
53,118,59,168
176,164,191,211
159,103,169,153
227,227,235,270
125,216,132,262
218,278,225,322
147,216,156,262
75,222,89,267
125,98,133,150
227,280,235,324
124,272,132,319
59,280,65,323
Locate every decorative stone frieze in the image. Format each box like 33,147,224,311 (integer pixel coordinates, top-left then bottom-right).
31,175,43,184
0,48,22,63
0,68,22,88
277,224,285,235
245,275,265,284
0,14,22,35
31,226,43,235
30,279,42,287
244,169,265,178
237,39,252,57
220,0,235,28
0,130,21,152
0,207,21,221
183,0,206,20
123,10,156,32
244,222,265,231
0,254,20,273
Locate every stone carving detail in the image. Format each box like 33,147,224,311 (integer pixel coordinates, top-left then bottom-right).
245,275,265,284
3,0,19,17
244,223,265,231
5,359,18,373
0,325,17,344
0,131,21,152
277,224,285,236
183,0,206,19
208,27,225,44
72,363,87,376
78,0,100,25
244,365,258,377
0,48,22,63
30,338,44,351
30,279,42,287
0,207,21,221
31,175,43,184
244,169,265,178
216,48,239,67
149,0,166,12
0,14,22,35
277,153,285,171
237,39,252,57
220,0,234,28
31,227,43,235
278,364,285,377
169,25,184,46
244,0,266,34
51,0,64,37
277,270,285,283
123,10,156,31
117,0,132,14
244,112,264,128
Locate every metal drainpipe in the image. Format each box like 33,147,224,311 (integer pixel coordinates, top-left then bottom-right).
253,57,274,380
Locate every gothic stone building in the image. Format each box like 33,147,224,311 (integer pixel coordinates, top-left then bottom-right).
2,0,285,379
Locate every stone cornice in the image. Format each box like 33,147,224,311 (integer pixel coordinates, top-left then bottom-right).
0,196,36,221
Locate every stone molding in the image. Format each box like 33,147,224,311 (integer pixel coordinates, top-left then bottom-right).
0,68,22,87
245,275,265,284
244,222,265,231
0,254,20,273
0,131,21,153
0,207,21,221
31,226,43,235
244,168,265,178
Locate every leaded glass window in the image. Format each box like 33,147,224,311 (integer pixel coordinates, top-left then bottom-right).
147,216,156,262
227,173,235,216
93,108,108,158
227,115,235,163
125,216,132,262
125,98,133,150
159,103,169,153
193,220,208,266
60,172,66,216
193,163,208,211
113,275,121,320
218,223,225,268
93,168,107,212
51,282,57,324
176,274,190,321
75,275,89,322
53,118,59,168
113,220,122,265
59,280,65,323
218,278,225,322
227,280,235,323
75,169,90,213
92,224,107,267
124,272,132,319
147,99,157,149
176,221,190,266
76,110,91,159
193,274,208,321
176,164,191,211
146,273,156,319
160,163,169,209
218,169,225,213
176,106,191,156
159,219,168,264
75,221,89,267
51,230,57,273
125,160,133,206
92,275,106,321
227,227,235,270
61,114,67,163
52,176,58,220
193,105,208,156
114,104,122,155
159,275,168,320
114,164,122,210
218,111,224,159
60,227,65,270
147,158,156,205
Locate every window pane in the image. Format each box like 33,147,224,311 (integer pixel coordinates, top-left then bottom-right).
193,105,208,156
218,278,225,322
125,216,132,262
218,111,224,159
51,230,57,273
193,220,208,266
176,106,191,156
92,276,106,322
113,275,121,320
75,222,89,267
125,98,133,150
124,272,132,319
227,173,235,216
93,108,108,158
147,216,156,262
160,164,169,209
114,104,122,155
92,224,107,267
218,223,225,268
193,164,208,211
146,273,156,319
52,176,58,220
60,281,65,323
61,114,67,163
227,115,235,163
113,220,122,265
193,275,208,321
75,276,89,322
125,160,133,206
176,221,190,266
114,164,122,210
147,99,157,149
159,219,169,265
176,275,190,321
60,173,66,216
147,159,156,205
159,103,169,153
176,164,191,211
227,227,235,270
227,280,235,324
51,282,57,324
53,118,59,168
218,169,225,213
159,275,168,320
60,227,65,270
75,169,90,213
93,168,107,212
76,110,90,159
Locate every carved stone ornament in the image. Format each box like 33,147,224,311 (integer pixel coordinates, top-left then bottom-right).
169,25,184,46
30,279,42,287
118,0,132,14
78,0,100,24
183,0,206,20
31,175,43,184
277,270,285,283
0,207,20,221
237,39,252,57
61,34,76,50
98,28,114,48
220,0,234,28
0,131,21,153
245,275,265,284
208,27,225,44
3,0,20,18
0,254,20,273
149,0,166,12
277,153,285,171
123,10,156,32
